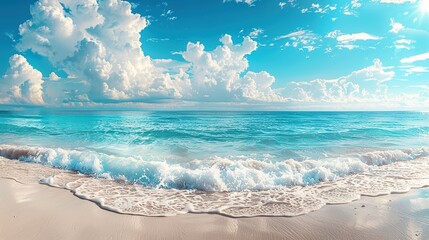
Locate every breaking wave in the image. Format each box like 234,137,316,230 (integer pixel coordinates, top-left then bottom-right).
1,144,429,217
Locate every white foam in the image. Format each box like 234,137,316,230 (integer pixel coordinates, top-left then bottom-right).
2,144,428,192
1,145,429,217
39,176,55,185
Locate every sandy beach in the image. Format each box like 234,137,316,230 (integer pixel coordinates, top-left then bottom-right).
1,177,428,240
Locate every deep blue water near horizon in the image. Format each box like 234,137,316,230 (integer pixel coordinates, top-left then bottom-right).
1,110,428,159
0,110,428,190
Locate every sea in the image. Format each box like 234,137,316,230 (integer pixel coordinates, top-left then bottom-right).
0,110,428,217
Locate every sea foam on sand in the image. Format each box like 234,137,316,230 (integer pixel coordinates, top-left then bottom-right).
1,178,428,240
1,145,429,217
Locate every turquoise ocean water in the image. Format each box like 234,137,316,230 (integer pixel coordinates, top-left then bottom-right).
0,111,428,216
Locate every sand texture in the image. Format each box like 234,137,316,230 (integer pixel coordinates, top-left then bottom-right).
1,178,428,240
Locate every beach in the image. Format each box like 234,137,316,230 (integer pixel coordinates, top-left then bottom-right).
1,176,428,240
1,111,429,239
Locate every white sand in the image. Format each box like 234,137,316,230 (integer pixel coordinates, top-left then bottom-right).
0,178,428,240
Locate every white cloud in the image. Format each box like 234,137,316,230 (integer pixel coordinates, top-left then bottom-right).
284,59,395,103
395,45,411,50
410,85,429,90
343,7,353,15
400,51,429,64
394,39,412,50
5,32,15,42
326,30,342,39
43,77,91,106
17,0,103,64
275,30,319,52
337,44,359,50
7,0,426,109
333,32,382,50
327,32,381,50
0,55,44,105
161,9,177,21
389,18,404,33
276,30,307,40
49,72,61,81
351,0,362,8
223,0,256,5
161,9,173,17
13,0,287,105
372,0,416,3
147,38,170,43
16,0,186,103
337,33,382,42
181,35,284,102
300,3,337,14
249,28,264,38
343,0,361,15
396,39,412,44
279,0,297,9
405,66,429,75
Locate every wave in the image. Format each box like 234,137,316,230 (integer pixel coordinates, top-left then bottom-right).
0,144,428,191
1,144,429,217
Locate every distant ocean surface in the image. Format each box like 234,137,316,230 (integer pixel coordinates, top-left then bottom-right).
1,111,429,217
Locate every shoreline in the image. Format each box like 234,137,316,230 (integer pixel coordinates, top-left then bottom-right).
2,146,429,218
1,178,428,240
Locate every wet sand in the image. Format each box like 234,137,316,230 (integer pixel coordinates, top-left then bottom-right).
0,177,428,240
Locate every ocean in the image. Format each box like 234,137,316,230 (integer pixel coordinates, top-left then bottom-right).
0,110,428,216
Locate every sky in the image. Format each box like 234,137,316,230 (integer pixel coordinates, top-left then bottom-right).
0,0,428,110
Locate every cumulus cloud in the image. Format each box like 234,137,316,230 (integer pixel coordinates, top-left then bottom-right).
284,59,394,103
9,0,284,105
0,55,44,105
15,0,190,103
17,0,101,64
5,0,422,110
49,72,60,81
181,35,284,102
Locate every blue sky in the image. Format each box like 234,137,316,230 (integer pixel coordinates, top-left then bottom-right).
0,0,428,110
